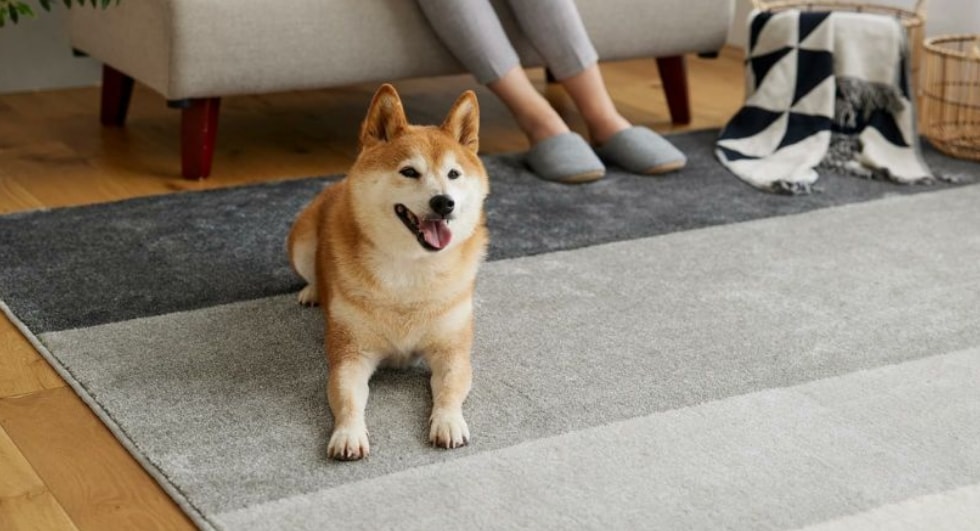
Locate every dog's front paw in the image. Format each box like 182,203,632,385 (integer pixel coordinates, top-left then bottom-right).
327,423,369,461
297,285,320,307
429,409,470,449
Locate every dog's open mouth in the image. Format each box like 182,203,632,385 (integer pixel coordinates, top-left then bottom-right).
394,204,453,251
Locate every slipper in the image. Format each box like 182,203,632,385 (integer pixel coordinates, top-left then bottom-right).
525,132,605,184
595,126,687,175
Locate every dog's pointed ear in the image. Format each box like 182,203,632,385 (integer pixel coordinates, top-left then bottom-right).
360,84,408,148
441,90,480,153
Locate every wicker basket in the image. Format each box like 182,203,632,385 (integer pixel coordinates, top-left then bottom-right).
920,35,980,161
751,1,927,92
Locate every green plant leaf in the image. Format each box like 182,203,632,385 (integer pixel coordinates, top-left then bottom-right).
0,0,121,27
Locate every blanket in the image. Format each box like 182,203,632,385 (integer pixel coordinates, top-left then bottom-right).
716,9,933,194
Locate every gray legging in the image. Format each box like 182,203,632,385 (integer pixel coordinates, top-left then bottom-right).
417,0,598,84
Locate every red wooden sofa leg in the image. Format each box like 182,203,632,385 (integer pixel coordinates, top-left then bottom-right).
655,55,692,125
100,64,134,127
179,98,221,180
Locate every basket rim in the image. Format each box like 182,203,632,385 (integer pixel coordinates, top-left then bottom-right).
923,34,980,62
751,0,926,17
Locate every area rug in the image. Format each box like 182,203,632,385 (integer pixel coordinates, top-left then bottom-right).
2,130,979,530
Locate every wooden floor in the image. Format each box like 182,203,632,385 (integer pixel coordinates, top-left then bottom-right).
0,49,745,530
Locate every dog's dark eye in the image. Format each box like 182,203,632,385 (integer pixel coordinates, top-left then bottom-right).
399,167,420,179
448,169,460,180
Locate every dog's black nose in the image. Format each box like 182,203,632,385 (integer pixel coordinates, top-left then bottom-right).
430,194,455,217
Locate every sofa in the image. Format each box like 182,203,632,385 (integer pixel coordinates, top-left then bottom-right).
69,0,734,179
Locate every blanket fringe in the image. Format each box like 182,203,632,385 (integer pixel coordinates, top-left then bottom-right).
770,180,814,195
818,133,875,180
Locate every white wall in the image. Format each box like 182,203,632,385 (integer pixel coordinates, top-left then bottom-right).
728,0,980,47
926,0,980,36
0,8,100,94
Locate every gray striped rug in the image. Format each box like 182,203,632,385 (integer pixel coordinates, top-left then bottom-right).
2,130,979,530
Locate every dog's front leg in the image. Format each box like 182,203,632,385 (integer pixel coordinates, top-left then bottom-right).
326,342,376,461
427,346,472,449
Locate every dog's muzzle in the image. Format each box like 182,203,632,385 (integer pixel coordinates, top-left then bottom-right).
394,203,453,251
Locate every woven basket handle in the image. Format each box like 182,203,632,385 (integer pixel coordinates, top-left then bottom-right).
751,0,927,16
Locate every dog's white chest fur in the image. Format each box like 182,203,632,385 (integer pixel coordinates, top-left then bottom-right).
331,252,473,361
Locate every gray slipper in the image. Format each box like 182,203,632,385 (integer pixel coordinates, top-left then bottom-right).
525,132,605,184
595,126,687,175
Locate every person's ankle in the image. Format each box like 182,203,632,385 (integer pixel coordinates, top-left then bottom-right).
588,115,631,145
521,118,569,145
510,101,570,145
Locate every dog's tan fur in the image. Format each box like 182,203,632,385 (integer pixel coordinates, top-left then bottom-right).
287,84,489,460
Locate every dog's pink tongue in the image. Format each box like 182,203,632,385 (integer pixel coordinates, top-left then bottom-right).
421,219,452,249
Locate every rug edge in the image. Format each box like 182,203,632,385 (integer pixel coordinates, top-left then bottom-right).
0,299,216,531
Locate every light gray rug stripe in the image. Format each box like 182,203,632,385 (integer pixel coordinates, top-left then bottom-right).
798,483,980,531
213,347,980,530
36,185,980,524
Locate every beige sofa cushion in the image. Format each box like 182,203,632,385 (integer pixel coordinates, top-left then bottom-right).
70,0,732,100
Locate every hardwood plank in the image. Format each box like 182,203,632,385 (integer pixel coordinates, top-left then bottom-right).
0,388,197,531
0,316,65,399
0,178,44,214
5,90,100,123
0,426,78,531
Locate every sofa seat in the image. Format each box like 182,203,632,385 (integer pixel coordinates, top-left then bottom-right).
69,0,734,178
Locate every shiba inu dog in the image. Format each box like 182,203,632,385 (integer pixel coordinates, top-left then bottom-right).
287,84,489,461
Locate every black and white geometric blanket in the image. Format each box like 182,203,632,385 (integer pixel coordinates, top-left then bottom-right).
716,9,933,194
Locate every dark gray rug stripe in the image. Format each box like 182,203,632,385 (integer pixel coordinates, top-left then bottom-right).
0,130,976,333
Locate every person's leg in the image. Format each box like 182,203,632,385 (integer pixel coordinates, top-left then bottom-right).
505,0,627,142
564,61,686,174
416,0,565,144
506,0,685,173
558,64,630,145
417,0,516,86
487,66,568,144
505,0,598,82
417,0,605,182
491,64,604,183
